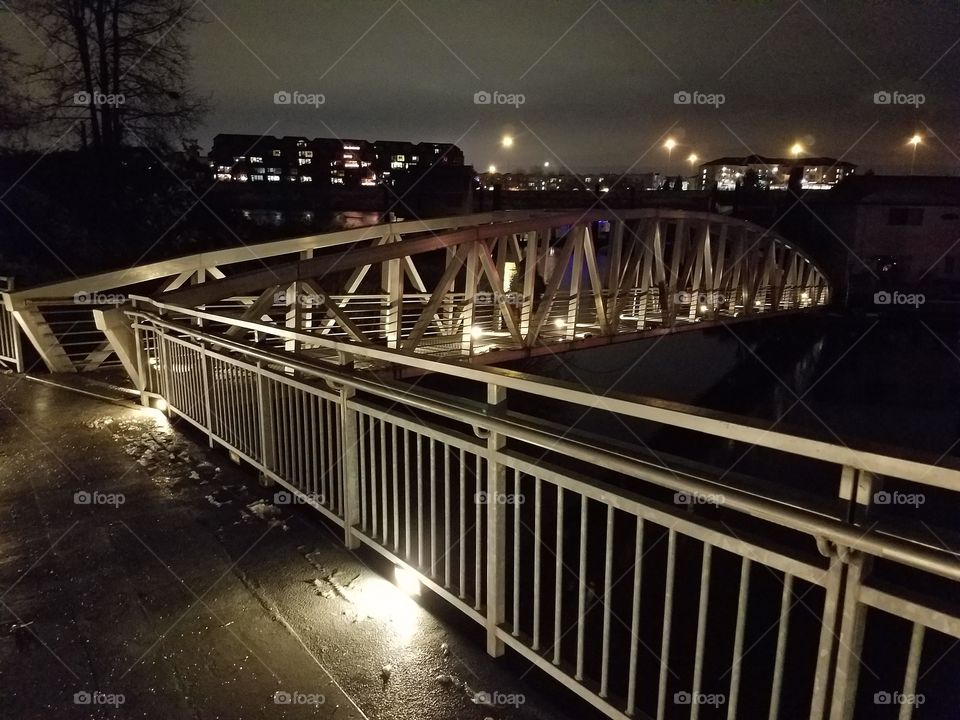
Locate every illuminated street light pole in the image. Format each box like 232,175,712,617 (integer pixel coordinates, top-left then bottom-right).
791,143,804,160
908,134,922,176
664,138,677,164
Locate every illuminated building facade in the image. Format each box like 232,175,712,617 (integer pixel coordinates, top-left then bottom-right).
210,135,464,188
699,155,856,191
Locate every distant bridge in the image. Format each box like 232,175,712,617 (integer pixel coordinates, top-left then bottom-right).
1,209,828,375
7,212,955,720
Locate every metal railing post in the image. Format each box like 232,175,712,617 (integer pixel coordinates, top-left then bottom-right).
200,342,214,447
256,361,276,484
340,382,361,549
485,383,507,657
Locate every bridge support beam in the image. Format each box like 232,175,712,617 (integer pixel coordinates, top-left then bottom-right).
93,309,144,390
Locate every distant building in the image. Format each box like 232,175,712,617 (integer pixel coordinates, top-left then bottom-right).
700,155,856,191
477,171,658,192
209,134,464,189
825,176,960,292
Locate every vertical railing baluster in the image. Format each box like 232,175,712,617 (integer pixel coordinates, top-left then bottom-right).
691,544,713,720
727,557,752,720
768,573,795,720
599,505,614,697
656,529,677,720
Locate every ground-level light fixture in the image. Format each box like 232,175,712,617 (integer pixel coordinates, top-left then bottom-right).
394,565,421,596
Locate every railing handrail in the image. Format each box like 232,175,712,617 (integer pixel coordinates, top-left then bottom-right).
130,307,960,585
126,298,960,492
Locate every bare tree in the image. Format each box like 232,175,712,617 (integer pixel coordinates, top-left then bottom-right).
11,0,206,152
0,39,30,149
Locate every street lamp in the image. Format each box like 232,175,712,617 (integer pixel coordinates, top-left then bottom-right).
501,135,514,148
908,134,922,176
687,153,699,166
790,143,804,159
488,164,497,174
664,138,677,161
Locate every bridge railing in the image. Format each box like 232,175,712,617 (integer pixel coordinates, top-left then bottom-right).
0,277,23,371
122,296,960,720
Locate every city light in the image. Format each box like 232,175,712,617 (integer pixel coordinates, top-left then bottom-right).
908,134,922,175
664,138,677,161
501,135,514,148
687,153,699,166
790,143,804,159
488,164,497,173
543,161,550,168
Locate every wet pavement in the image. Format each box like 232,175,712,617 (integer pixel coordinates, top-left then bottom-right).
0,372,587,720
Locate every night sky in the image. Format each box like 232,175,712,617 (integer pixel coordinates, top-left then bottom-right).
8,0,960,174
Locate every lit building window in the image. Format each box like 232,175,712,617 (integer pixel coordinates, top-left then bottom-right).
249,156,263,164
300,151,313,158
301,176,313,182
332,177,344,184
267,174,280,182
411,155,419,162
344,144,361,150
251,174,264,182
298,158,311,166
345,161,359,168
273,150,282,157
215,173,232,181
